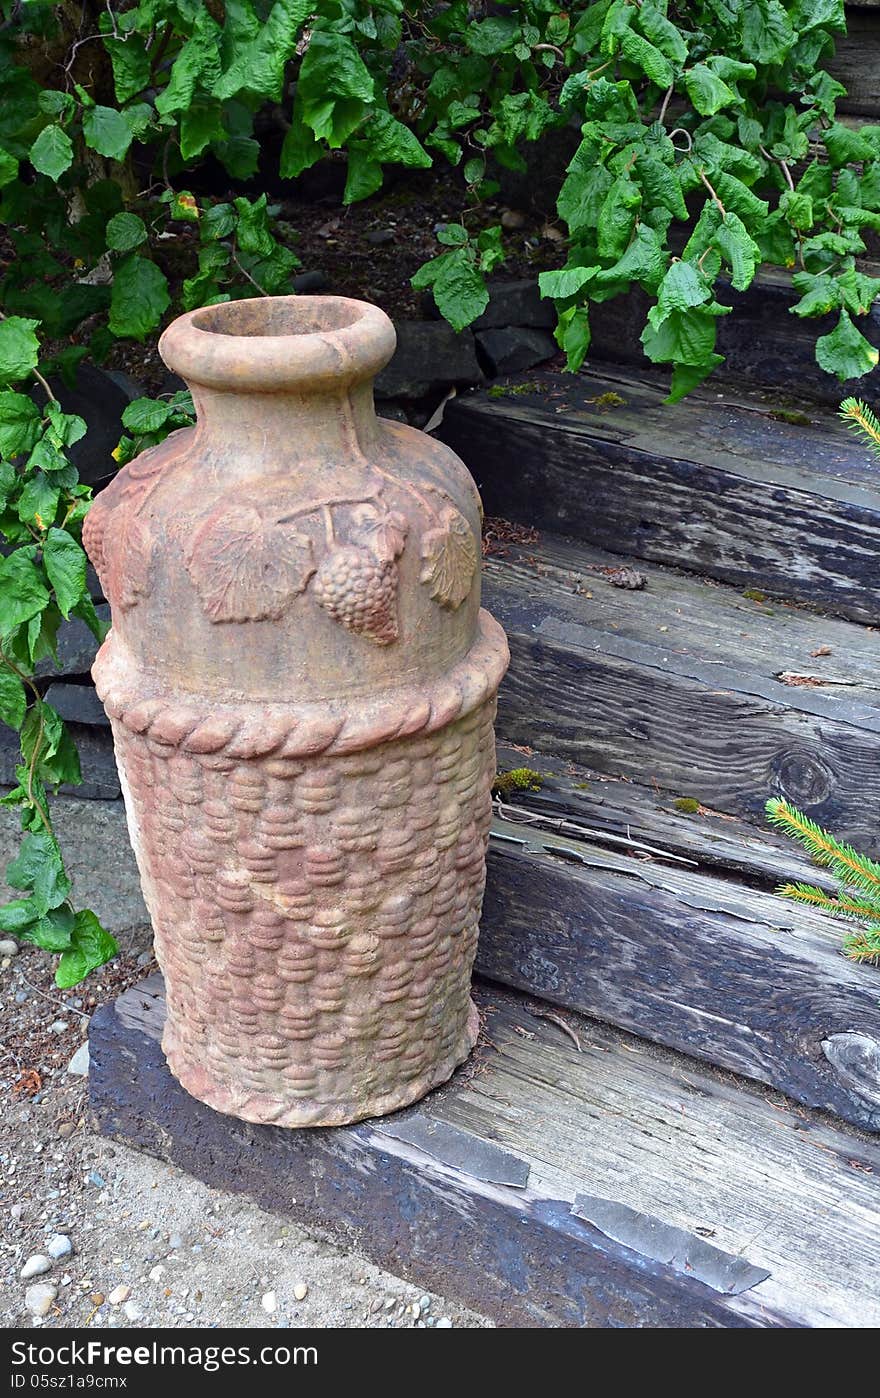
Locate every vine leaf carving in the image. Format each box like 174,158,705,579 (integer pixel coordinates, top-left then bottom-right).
186,506,316,622
419,506,477,610
117,515,156,611
352,505,408,562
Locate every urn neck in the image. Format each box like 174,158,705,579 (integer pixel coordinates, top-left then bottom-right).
188,379,380,477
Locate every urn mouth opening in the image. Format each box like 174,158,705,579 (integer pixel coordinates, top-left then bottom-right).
158,294,396,394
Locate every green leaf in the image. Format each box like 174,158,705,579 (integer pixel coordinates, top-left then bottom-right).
620,28,674,86
279,108,322,179
555,305,592,371
715,211,761,290
201,203,236,242
0,552,50,636
0,668,26,731
634,153,688,221
82,106,135,162
0,147,18,188
105,33,152,104
597,176,641,259
0,899,38,934
539,266,599,300
558,158,613,237
180,99,225,161
105,212,147,252
431,248,489,332
598,224,667,294
466,16,519,55
0,392,41,459
213,0,309,102
359,110,432,169
29,125,73,180
7,829,70,914
436,223,469,247
654,260,711,318
343,149,383,204
0,317,40,388
823,123,876,166
109,256,171,341
741,0,795,65
815,311,880,382
156,10,222,116
20,904,75,953
20,701,81,789
55,910,118,989
17,472,60,530
72,592,109,645
668,354,725,402
779,190,813,232
637,3,688,63
296,31,375,148
121,398,173,434
43,529,87,619
233,195,274,257
642,305,727,367
713,171,769,221
684,65,738,116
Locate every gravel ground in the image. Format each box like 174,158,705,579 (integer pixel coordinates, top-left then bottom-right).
0,798,491,1331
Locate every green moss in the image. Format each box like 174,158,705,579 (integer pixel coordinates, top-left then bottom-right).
492,767,544,797
591,391,626,410
768,409,813,427
487,380,540,399
742,588,766,602
674,797,701,814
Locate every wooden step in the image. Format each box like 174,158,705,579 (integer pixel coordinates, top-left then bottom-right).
440,365,880,622
90,975,880,1328
482,531,880,849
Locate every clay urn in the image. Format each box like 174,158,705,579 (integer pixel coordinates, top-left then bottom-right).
83,295,509,1126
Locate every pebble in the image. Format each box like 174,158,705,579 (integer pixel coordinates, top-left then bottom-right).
50,1020,70,1034
0,938,19,957
10,1204,23,1222
419,1295,431,1311
88,1170,105,1188
436,1317,453,1328
149,1265,164,1282
21,1255,52,1280
261,1292,277,1315
109,1285,131,1306
123,1301,142,1323
67,1044,90,1077
168,1233,184,1251
293,1281,308,1301
25,1283,57,1317
47,1235,73,1260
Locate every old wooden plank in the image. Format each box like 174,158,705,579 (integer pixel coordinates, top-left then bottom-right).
481,544,880,850
479,817,880,1134
831,13,880,116
494,742,835,892
90,976,880,1328
440,367,880,621
90,977,771,1329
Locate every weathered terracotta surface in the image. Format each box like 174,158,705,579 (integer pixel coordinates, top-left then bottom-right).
83,296,509,1126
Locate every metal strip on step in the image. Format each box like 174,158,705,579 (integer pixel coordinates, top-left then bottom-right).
381,1115,530,1188
571,1193,771,1296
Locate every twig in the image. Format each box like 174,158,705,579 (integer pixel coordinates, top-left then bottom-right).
493,798,699,867
31,367,58,405
531,1009,581,1052
19,975,90,1020
697,167,725,214
231,245,270,297
658,84,674,126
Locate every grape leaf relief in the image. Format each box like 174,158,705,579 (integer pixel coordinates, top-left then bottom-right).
419,505,477,610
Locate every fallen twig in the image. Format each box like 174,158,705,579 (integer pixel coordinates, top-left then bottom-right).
531,1009,582,1052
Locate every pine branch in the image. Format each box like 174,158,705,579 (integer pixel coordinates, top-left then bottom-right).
843,927,880,966
840,397,880,460
778,882,880,922
765,798,880,896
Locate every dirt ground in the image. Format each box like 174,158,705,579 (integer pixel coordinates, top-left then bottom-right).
0,798,491,1332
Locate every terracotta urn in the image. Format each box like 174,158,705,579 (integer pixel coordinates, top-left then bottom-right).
83,295,509,1127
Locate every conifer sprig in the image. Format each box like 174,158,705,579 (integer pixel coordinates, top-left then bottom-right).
840,398,880,459
766,798,880,965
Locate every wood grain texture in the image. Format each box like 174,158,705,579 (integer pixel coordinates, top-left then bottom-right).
90,976,880,1328
442,366,880,622
831,13,880,115
480,817,880,1133
481,536,880,850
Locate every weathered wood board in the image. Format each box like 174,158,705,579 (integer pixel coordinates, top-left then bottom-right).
90,977,880,1328
480,813,880,1133
480,533,880,849
832,11,880,116
441,367,880,623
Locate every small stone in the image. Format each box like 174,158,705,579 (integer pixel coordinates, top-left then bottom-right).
500,208,526,230
436,1317,453,1328
412,1303,421,1320
123,1301,142,1323
261,1292,277,1315
419,1294,431,1311
0,938,19,957
149,1265,164,1282
109,1285,131,1305
50,1020,70,1035
10,1204,23,1222
25,1283,57,1317
88,1170,105,1188
68,1043,90,1077
21,1256,52,1280
293,1281,308,1302
365,228,395,247
47,1235,73,1260
384,1297,395,1310
168,1233,184,1251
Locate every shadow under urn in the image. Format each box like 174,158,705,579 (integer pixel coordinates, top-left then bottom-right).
83,295,509,1127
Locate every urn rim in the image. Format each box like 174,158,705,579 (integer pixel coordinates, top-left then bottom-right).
158,294,396,394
